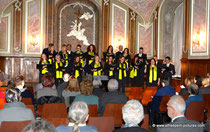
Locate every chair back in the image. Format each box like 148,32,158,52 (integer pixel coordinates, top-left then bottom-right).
26,105,36,118
22,98,33,105
141,87,157,106
139,114,149,130
88,105,98,117
159,95,173,113
45,118,69,127
27,87,34,95
0,120,31,132
41,103,67,118
182,94,189,100
88,117,114,132
185,102,205,122
103,104,124,126
202,94,210,110
128,87,143,100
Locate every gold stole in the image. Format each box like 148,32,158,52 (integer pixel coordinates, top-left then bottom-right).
149,65,157,83
56,62,63,79
119,63,127,80
93,62,101,76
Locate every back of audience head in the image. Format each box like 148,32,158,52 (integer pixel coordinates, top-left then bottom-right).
63,73,70,82
194,75,202,88
5,87,21,103
122,100,144,125
188,83,199,95
65,76,80,92
167,95,186,119
42,74,55,87
202,77,210,87
14,75,25,88
161,77,170,87
184,77,193,88
93,77,102,89
22,120,56,132
68,101,89,132
80,79,93,95
107,79,118,91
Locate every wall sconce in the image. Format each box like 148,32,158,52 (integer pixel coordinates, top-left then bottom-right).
193,31,200,45
28,35,39,47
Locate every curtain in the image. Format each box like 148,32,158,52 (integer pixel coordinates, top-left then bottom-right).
172,3,184,78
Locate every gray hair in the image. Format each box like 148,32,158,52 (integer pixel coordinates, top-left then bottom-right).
55,54,61,59
69,101,89,132
169,95,186,114
107,79,118,91
22,120,56,132
122,100,144,125
93,77,102,88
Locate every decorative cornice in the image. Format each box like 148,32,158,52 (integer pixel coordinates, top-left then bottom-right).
104,0,109,6
130,10,136,21
15,0,22,11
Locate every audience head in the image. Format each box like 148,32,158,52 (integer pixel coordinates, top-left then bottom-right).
68,101,89,132
122,100,144,125
165,56,171,64
14,75,25,89
202,77,210,87
67,44,71,51
184,77,193,87
80,79,93,96
93,77,102,89
194,75,202,88
22,120,56,132
65,76,80,92
167,95,186,119
87,44,96,53
119,45,123,51
161,77,170,87
108,79,118,91
63,73,70,82
123,48,129,55
188,83,199,95
5,87,21,103
42,74,55,87
139,47,143,53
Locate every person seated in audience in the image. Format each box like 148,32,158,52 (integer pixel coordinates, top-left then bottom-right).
113,100,147,132
56,101,98,132
0,88,34,126
92,77,105,98
185,83,203,111
179,77,194,96
157,95,203,132
199,77,210,95
62,76,80,108
74,80,99,107
22,120,56,132
149,78,175,123
14,75,34,104
36,74,58,105
98,79,127,116
194,75,202,88
57,73,70,103
35,74,56,91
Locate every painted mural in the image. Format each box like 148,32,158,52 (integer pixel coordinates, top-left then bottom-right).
192,0,207,53
120,0,158,21
112,4,126,51
139,26,152,56
0,0,14,13
0,17,7,51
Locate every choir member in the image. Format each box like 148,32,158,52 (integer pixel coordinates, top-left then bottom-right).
103,45,115,62
161,56,175,85
104,56,116,79
115,45,124,64
59,45,69,68
72,56,83,84
85,44,96,74
145,58,160,86
117,56,128,93
134,47,147,64
42,43,54,58
48,44,57,64
53,54,65,86
153,55,162,71
123,48,131,86
130,56,139,86
136,57,146,87
74,44,84,67
37,53,51,83
90,55,103,77
66,44,74,62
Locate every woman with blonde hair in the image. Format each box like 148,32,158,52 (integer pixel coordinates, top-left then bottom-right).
62,76,80,108
179,77,194,96
56,101,98,132
199,77,210,95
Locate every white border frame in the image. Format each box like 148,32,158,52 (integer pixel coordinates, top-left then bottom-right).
137,22,153,58
25,0,43,55
0,13,11,54
111,3,127,49
190,0,209,56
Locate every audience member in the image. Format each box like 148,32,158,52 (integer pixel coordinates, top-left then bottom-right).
194,75,202,88
57,73,70,102
92,77,105,97
22,120,56,132
157,95,203,132
98,79,127,116
179,77,193,96
0,88,34,126
185,83,203,111
62,76,80,108
35,74,56,91
56,101,98,132
113,100,147,132
14,75,34,104
199,77,210,95
74,80,99,107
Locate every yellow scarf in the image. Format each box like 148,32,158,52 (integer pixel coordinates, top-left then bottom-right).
109,64,114,77
88,52,95,65
130,63,137,78
56,62,63,79
75,63,80,78
93,62,101,76
149,65,157,83
119,63,127,80
62,53,68,65
77,51,84,66
41,61,48,74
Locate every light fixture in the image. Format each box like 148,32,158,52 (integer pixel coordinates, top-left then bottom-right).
28,35,39,47
193,31,200,45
